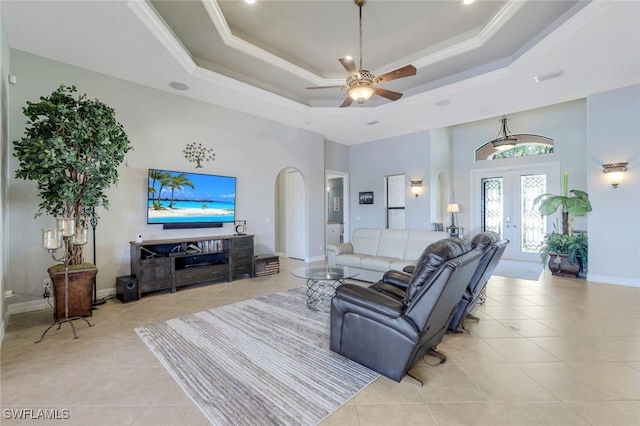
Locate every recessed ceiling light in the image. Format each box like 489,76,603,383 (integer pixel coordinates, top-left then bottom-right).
534,70,564,83
169,81,189,91
435,99,451,107
245,0,256,4
463,0,475,5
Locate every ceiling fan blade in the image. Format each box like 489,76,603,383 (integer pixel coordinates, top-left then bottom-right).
340,97,354,108
376,65,417,83
339,57,358,74
374,87,403,102
306,85,345,90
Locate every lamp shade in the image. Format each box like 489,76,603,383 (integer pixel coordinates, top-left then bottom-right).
447,203,460,213
348,85,375,103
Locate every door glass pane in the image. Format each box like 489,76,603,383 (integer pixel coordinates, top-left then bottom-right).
520,174,546,253
481,177,503,236
387,209,405,229
387,175,405,207
386,174,405,229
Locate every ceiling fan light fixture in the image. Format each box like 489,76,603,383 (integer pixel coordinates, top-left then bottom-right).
348,84,375,103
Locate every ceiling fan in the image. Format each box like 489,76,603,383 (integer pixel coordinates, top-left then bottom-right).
307,0,417,107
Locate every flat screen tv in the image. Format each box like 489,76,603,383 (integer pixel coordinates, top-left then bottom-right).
147,168,236,229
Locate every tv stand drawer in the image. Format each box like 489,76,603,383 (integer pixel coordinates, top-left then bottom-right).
175,264,228,286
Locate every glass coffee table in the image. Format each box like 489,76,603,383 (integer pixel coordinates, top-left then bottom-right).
292,265,359,310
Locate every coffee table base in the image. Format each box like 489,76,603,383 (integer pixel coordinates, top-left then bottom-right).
305,278,343,310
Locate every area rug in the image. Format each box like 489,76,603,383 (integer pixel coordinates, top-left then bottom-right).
493,259,543,281
135,287,379,425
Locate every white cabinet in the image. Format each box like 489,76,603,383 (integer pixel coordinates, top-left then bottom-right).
326,223,342,247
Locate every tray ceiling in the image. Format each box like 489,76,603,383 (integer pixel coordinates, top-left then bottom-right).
3,0,640,144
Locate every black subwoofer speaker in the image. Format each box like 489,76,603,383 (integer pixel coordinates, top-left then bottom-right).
116,276,139,303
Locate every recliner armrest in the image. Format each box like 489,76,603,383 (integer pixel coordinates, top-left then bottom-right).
333,284,404,318
381,270,411,290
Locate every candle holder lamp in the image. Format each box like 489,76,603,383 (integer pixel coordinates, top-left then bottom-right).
36,218,94,343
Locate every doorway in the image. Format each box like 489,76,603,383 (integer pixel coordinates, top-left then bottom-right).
471,163,560,261
325,170,349,255
275,168,306,260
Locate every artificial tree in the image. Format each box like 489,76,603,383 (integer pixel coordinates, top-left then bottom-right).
533,172,592,235
14,85,132,324
533,172,592,276
13,85,132,265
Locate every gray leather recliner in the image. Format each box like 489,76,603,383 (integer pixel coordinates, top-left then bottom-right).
371,232,509,333
329,238,482,383
448,232,509,332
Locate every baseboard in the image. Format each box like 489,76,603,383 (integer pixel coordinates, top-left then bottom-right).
7,288,116,316
587,274,640,288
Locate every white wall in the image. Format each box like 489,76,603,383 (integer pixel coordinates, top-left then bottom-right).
1,3,11,337
6,50,326,313
586,84,640,286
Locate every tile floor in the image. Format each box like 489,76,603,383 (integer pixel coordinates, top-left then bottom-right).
1,257,639,425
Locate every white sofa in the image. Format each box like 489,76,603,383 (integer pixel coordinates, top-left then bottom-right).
327,228,450,282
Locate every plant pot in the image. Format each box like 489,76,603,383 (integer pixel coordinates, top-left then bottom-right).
548,254,581,278
47,263,97,321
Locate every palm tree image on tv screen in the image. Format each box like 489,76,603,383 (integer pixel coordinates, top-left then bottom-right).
147,169,236,225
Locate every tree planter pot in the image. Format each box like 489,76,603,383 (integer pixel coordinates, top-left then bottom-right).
48,263,97,321
548,254,582,278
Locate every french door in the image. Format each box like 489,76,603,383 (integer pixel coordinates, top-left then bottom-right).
471,163,559,261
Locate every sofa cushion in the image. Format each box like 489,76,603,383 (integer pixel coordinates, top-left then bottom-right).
350,228,382,257
376,229,409,259
404,230,449,260
336,253,369,268
360,256,397,272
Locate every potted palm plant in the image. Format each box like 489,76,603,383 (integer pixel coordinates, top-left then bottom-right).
534,172,592,277
13,85,132,320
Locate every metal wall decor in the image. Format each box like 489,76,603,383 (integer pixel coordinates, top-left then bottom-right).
183,142,215,168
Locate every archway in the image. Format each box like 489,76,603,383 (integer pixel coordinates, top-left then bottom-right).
274,167,306,260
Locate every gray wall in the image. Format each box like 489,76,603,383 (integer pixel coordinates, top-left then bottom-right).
6,50,326,312
324,140,349,173
586,84,640,285
327,178,344,224
452,100,588,236
348,130,434,232
347,93,639,286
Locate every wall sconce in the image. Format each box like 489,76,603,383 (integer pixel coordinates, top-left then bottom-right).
602,162,628,188
410,180,423,197
447,203,460,228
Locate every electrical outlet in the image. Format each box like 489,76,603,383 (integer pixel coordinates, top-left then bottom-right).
43,278,51,298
